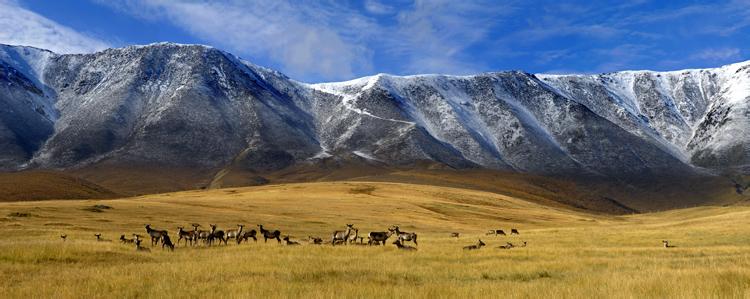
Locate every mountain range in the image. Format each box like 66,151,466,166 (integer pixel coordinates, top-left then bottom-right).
1,43,748,207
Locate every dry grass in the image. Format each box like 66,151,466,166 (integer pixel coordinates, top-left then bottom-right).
0,181,749,298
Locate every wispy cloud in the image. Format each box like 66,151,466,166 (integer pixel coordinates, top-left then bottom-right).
690,48,742,62
364,0,395,15
0,0,109,53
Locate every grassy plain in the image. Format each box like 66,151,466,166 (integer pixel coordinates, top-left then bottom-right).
0,181,749,298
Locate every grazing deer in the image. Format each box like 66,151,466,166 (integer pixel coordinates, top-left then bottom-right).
450,232,460,238
332,224,355,246
161,234,175,251
120,234,134,244
193,224,210,245
135,239,150,252
238,229,258,244
367,230,393,246
208,224,227,245
308,236,323,245
662,240,675,248
510,229,520,235
498,242,514,249
392,240,417,251
145,224,168,246
283,236,300,246
176,226,196,246
60,234,67,242
463,239,486,250
94,233,111,242
225,224,244,242
257,224,281,243
390,226,418,246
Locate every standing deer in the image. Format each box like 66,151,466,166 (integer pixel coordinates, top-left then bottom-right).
94,233,111,242
450,232,460,239
463,239,486,250
347,228,360,244
193,224,210,246
238,229,258,244
60,234,67,242
162,234,175,251
257,225,281,243
145,224,168,246
367,230,393,246
332,224,355,246
176,226,195,246
392,240,417,251
662,240,675,248
225,224,244,243
510,229,520,235
390,226,418,246
208,224,226,245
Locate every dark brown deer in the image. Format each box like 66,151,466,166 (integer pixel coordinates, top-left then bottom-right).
331,224,355,246
161,234,175,251
135,239,150,252
510,229,520,235
258,224,281,243
60,234,67,242
308,236,323,245
283,236,300,246
392,240,417,251
450,232,460,238
390,226,417,246
120,234,134,244
208,224,226,245
662,240,675,248
367,230,393,246
487,229,506,236
145,224,168,246
176,226,195,246
498,242,514,249
238,229,258,244
463,239,486,250
94,233,111,242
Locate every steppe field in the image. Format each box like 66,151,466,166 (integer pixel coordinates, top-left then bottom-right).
1,181,749,298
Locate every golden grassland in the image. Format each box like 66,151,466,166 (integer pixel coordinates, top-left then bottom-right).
0,181,749,298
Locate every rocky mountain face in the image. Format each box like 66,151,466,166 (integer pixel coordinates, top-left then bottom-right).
0,43,748,181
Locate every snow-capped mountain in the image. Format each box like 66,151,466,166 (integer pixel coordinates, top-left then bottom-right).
0,43,748,180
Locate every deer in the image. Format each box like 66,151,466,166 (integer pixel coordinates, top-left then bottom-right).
283,236,300,246
486,229,506,236
662,240,675,248
60,234,67,242
176,226,195,246
331,224,355,246
193,224,210,245
161,234,175,251
392,240,417,251
145,224,168,246
120,234,135,244
390,226,418,246
208,224,227,245
308,236,323,245
94,233,111,242
450,232,460,239
347,228,360,244
463,239,486,250
367,230,393,246
135,239,150,252
498,242,515,249
257,224,281,243
238,229,258,244
225,224,244,243
510,229,520,235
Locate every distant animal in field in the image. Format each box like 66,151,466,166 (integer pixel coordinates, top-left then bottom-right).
463,239,486,250
390,226,417,246
450,232,460,238
193,224,210,245
308,236,323,245
60,234,67,242
520,241,527,247
94,233,111,242
367,230,393,246
486,229,506,236
161,234,175,251
258,225,281,243
225,224,244,242
145,224,168,246
120,234,134,244
132,234,144,243
332,224,355,246
238,229,258,244
176,226,196,246
135,239,150,252
347,228,360,244
208,224,226,245
510,229,520,235
498,242,514,249
392,240,417,251
283,236,300,246
662,240,675,248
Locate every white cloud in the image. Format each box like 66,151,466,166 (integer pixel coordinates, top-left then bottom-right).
0,0,109,53
364,0,394,15
690,48,742,62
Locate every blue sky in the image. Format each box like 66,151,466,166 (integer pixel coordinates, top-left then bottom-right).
1,0,748,82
